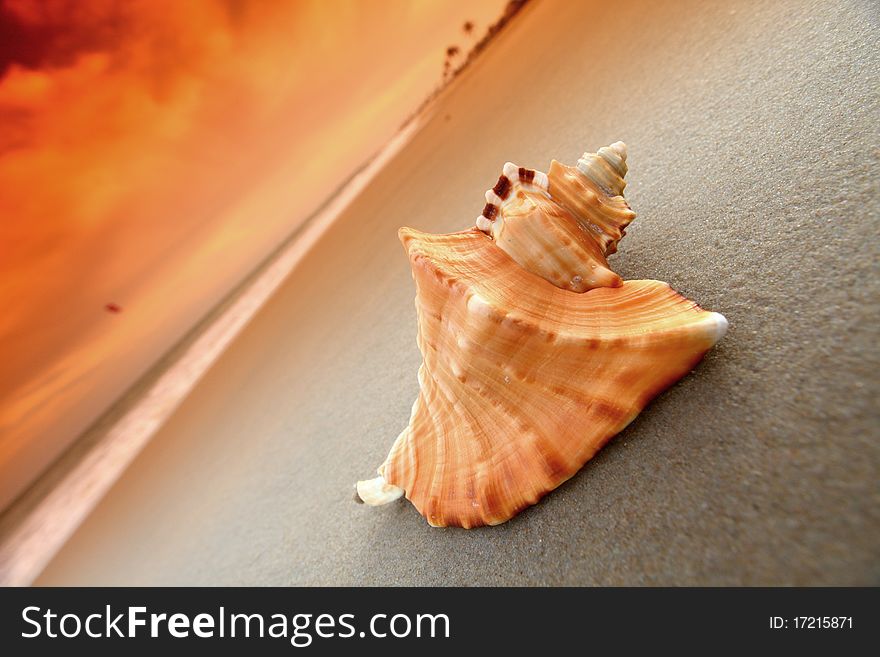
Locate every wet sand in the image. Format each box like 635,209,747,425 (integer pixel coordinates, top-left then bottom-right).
37,0,879,585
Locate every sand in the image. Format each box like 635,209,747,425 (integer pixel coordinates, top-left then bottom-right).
37,0,879,585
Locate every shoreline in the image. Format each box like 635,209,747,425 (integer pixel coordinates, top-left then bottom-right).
0,114,427,586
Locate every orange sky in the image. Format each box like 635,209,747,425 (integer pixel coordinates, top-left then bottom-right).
0,0,508,510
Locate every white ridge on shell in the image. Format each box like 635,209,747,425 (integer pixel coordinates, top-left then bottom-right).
356,475,404,506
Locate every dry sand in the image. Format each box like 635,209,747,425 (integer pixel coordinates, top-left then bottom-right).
37,0,879,585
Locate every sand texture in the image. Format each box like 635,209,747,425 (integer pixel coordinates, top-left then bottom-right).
38,0,879,585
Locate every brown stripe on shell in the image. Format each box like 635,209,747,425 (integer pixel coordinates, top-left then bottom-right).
482,203,498,220
492,175,511,200
518,167,535,183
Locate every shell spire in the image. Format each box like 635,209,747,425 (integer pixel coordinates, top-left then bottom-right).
475,143,636,292
582,141,629,195
356,143,728,528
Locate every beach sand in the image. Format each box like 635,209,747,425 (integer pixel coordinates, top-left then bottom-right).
37,0,878,585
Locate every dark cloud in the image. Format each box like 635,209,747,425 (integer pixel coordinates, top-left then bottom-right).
0,3,61,73
0,0,132,75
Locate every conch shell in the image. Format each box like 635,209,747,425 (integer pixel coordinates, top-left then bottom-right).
356,143,727,528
